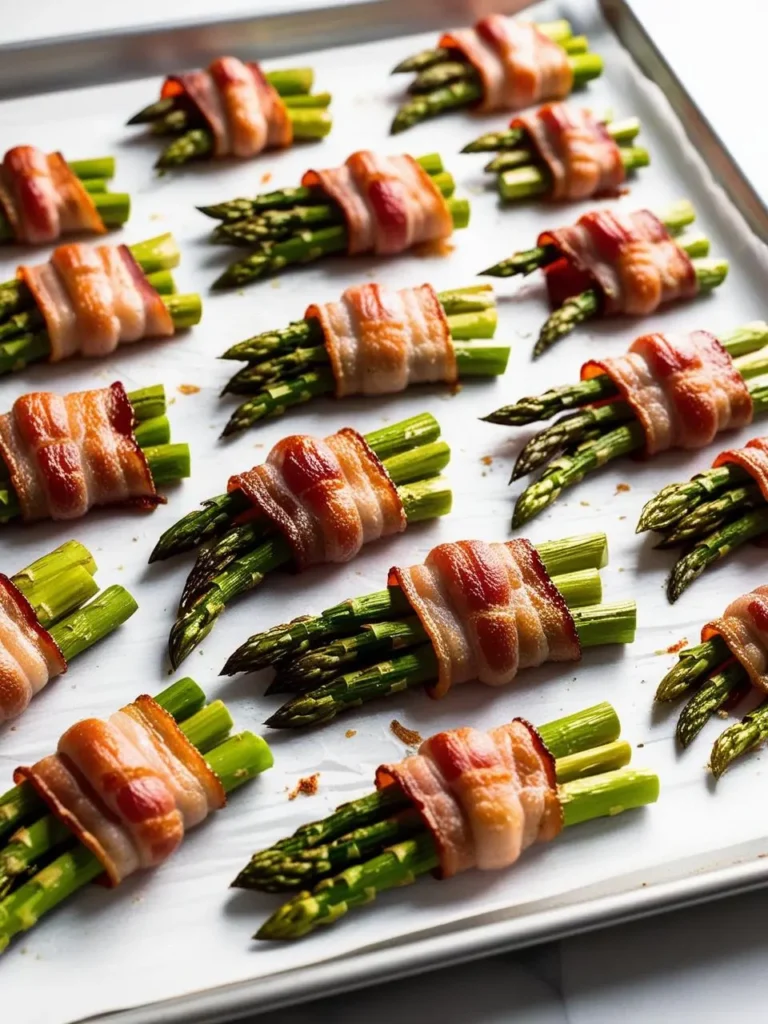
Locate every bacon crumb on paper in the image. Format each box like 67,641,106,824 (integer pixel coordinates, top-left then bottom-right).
615,482,631,493
288,773,320,800
177,384,200,395
345,729,357,738
390,719,422,747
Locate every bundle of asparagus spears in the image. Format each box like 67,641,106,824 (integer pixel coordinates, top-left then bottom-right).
127,66,331,171
637,434,768,601
0,677,273,950
481,201,726,358
483,322,768,529
199,153,469,290
0,384,190,525
221,531,635,730
218,283,505,437
655,587,768,776
0,234,200,376
0,540,137,723
150,413,452,667
390,19,603,134
235,701,659,940
0,154,129,243
463,108,648,204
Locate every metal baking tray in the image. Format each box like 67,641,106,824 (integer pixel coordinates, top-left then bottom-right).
1,2,768,1021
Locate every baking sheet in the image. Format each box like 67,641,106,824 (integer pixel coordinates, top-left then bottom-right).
2,1,768,1020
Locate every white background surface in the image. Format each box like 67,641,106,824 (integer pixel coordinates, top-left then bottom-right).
2,1,768,1021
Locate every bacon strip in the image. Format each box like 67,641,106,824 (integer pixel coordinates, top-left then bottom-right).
306,282,456,397
582,331,753,457
376,718,562,878
702,586,768,693
389,539,580,699
301,151,452,256
539,208,697,315
438,16,572,114
228,428,405,570
511,104,625,201
0,146,105,245
160,57,292,159
711,436,768,502
0,382,161,522
15,695,226,886
18,242,174,363
0,575,66,723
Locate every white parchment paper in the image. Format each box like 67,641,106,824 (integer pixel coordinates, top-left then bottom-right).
1,2,768,1019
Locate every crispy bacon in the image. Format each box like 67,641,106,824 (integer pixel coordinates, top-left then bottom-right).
301,151,452,256
511,104,625,201
228,428,405,569
389,539,580,699
438,16,572,114
18,242,174,363
582,330,753,456
0,146,105,245
15,694,226,886
306,282,456,397
376,717,562,878
712,436,768,502
160,57,292,159
0,382,162,522
0,575,66,723
703,586,768,693
539,208,697,315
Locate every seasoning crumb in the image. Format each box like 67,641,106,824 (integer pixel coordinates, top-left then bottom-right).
345,729,357,738
149,212,164,221
636,742,644,749
580,500,590,507
618,515,627,520
391,719,422,747
288,773,320,800
270,279,281,289
716,710,729,719
178,383,200,395
260,171,273,185
667,638,688,654
481,455,493,466
615,482,631,494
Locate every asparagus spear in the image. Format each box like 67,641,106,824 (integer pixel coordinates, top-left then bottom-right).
392,20,574,73
710,699,768,778
655,636,732,702
0,684,272,948
675,663,750,748
237,700,620,890
0,384,190,522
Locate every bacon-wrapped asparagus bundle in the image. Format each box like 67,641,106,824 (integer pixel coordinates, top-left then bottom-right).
481,201,726,358
0,540,137,725
0,234,201,376
0,382,190,526
199,152,469,290
655,586,768,775
0,676,272,949
127,63,331,170
222,532,635,730
219,283,505,436
483,322,768,532
638,436,768,600
0,150,129,244
390,17,603,134
150,413,452,667
463,103,648,203
235,701,658,939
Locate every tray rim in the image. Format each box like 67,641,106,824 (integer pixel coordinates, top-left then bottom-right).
1,2,767,1020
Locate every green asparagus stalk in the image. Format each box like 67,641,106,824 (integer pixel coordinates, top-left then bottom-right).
655,636,732,702
710,699,768,778
464,115,640,155
392,20,574,73
235,700,621,890
675,662,750,748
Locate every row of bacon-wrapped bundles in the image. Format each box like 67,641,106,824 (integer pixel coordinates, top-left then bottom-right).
126,58,332,170
149,412,454,667
0,540,137,726
220,531,636,730
656,585,768,776
198,149,470,290
217,279,507,436
0,381,190,527
483,320,768,542
481,200,728,357
0,147,129,245
234,699,658,941
0,675,273,951
0,234,200,377
463,102,649,205
390,16,604,134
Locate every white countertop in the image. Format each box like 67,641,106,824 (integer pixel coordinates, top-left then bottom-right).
5,2,768,1021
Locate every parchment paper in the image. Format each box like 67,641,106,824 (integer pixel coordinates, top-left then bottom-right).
1,1,768,1019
